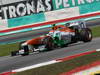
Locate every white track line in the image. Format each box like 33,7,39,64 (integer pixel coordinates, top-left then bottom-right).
8,49,100,73
74,66,100,75
96,49,100,51
12,60,60,72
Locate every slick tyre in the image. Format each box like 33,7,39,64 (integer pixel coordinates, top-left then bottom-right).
11,51,18,56
21,45,29,56
19,41,26,50
80,28,92,42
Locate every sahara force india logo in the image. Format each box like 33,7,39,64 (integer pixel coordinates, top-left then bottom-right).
0,0,100,19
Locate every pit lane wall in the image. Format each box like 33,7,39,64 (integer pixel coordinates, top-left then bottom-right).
0,0,100,35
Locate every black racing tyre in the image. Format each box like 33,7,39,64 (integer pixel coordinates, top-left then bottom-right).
19,41,26,50
21,45,29,56
80,28,92,42
43,36,54,50
71,36,78,43
11,51,18,56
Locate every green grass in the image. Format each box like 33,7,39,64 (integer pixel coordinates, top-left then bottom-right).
13,52,100,75
92,26,100,37
0,43,19,56
0,26,100,56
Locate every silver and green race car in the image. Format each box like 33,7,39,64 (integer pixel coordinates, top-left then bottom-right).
11,21,92,56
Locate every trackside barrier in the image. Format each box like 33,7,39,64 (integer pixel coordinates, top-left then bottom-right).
0,12,100,34
0,0,100,36
0,16,100,36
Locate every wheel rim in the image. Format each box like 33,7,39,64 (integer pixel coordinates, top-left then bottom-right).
88,31,92,40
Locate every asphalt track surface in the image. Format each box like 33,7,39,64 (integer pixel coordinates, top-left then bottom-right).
0,18,100,44
0,19,100,73
0,37,100,73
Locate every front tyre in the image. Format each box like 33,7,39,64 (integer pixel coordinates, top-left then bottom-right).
43,36,54,50
21,45,29,56
11,51,19,56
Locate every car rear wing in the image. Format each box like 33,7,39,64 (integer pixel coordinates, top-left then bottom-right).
66,21,87,29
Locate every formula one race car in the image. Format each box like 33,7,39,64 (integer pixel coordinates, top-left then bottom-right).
11,21,92,56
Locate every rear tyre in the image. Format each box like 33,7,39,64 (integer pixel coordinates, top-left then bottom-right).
80,28,92,42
